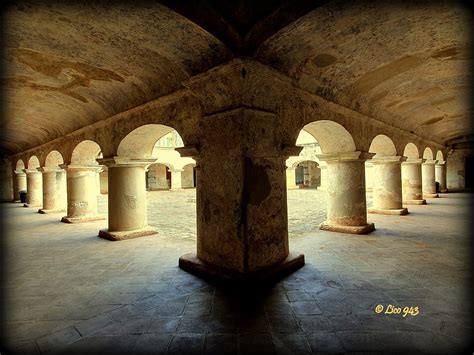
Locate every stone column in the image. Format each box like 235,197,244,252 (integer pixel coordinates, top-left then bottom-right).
13,170,27,202
317,151,375,234
95,168,102,195
286,168,297,189
401,158,426,205
422,159,439,198
22,168,42,207
38,167,66,214
61,164,105,223
368,156,408,215
178,108,304,282
170,169,183,190
100,167,109,194
97,157,156,241
319,165,328,190
435,160,447,193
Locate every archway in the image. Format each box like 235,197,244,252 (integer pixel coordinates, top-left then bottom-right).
288,120,374,236
24,156,42,207
182,163,197,188
293,160,320,188
13,159,27,202
39,150,67,214
100,124,196,241
401,142,426,204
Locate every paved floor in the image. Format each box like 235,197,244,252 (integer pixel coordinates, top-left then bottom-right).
1,190,472,353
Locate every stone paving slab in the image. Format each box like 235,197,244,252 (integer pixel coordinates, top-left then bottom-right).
0,191,472,353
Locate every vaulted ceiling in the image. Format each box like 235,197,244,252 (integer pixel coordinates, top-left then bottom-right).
1,0,471,155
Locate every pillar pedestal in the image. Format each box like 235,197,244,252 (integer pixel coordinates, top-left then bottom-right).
402,158,427,205
38,167,66,214
13,170,27,202
368,156,408,216
61,164,105,223
177,108,304,283
422,159,439,198
435,160,447,193
318,151,375,235
97,157,157,241
23,169,42,207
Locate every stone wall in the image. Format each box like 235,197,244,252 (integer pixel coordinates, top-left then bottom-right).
447,148,474,190
0,155,13,202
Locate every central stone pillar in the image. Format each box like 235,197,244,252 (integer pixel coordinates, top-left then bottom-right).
38,167,66,214
23,168,42,207
368,156,408,215
286,167,297,189
401,158,426,204
97,157,157,241
170,169,183,190
317,152,375,234
178,108,304,282
13,170,27,202
435,160,447,192
61,164,105,223
422,159,439,198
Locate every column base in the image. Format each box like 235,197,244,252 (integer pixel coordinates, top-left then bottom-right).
61,215,105,224
440,189,448,193
98,226,157,241
403,199,426,205
368,207,408,216
319,221,375,235
179,252,305,284
424,193,439,198
12,199,20,203
38,208,66,214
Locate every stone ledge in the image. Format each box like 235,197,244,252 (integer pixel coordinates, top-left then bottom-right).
38,208,66,214
424,193,439,198
61,215,105,224
368,207,408,215
403,199,427,205
98,226,157,241
319,221,375,235
179,252,305,284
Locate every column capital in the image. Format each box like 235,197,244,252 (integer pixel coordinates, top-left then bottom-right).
170,168,184,173
175,145,200,158
435,160,446,165
403,158,425,165
59,163,102,171
317,151,374,163
97,157,157,168
423,159,438,165
38,167,63,173
23,168,41,174
14,170,26,175
371,156,407,164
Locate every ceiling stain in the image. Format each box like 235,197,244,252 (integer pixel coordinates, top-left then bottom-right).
350,55,424,95
421,116,444,126
431,96,455,106
312,54,337,68
431,46,470,60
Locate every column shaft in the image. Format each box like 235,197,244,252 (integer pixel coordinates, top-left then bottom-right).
286,168,297,189
171,170,183,190
61,165,105,223
435,161,447,192
318,152,375,234
39,168,66,213
23,169,42,207
98,158,156,241
368,156,408,215
422,160,439,198
401,159,426,204
14,171,27,202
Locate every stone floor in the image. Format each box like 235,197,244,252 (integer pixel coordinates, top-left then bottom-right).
1,190,472,354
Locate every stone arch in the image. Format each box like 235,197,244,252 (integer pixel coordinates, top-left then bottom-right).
369,135,397,157
117,124,182,159
71,140,102,165
146,162,172,190
15,159,25,171
300,120,356,154
290,158,320,169
422,147,434,160
436,150,444,161
27,155,40,170
45,150,64,168
182,162,197,188
403,143,419,159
